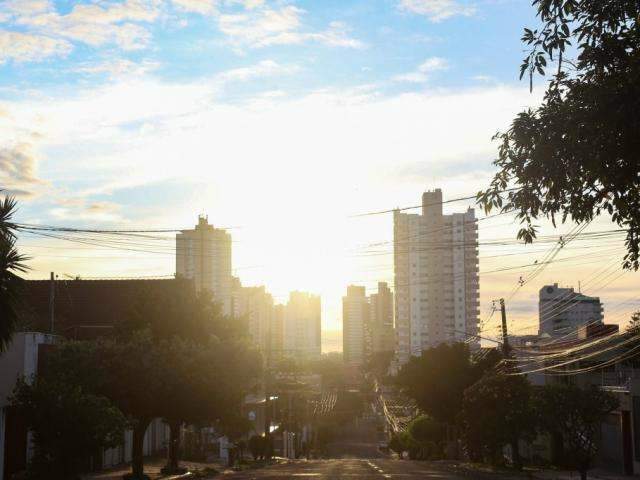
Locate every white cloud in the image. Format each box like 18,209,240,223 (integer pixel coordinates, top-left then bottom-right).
0,143,45,198
0,1,363,62
0,30,71,64
473,74,495,82
215,59,299,82
171,0,218,15
393,56,448,83
74,58,160,78
2,0,161,57
398,0,475,22
218,5,364,50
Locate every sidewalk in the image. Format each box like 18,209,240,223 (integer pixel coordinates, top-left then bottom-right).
82,458,225,480
531,469,635,480
433,462,636,480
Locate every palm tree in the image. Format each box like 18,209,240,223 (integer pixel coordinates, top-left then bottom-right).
0,193,28,352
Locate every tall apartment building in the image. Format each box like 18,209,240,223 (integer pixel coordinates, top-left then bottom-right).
232,279,275,353
370,282,395,353
394,189,480,365
342,285,371,367
342,282,395,368
176,216,232,315
539,283,603,338
283,291,321,358
271,304,285,361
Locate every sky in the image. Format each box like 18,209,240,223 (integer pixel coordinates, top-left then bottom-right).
2,0,638,351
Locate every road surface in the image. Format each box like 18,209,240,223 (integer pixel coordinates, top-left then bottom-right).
224,458,510,479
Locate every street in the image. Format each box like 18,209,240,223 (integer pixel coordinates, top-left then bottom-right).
224,458,503,479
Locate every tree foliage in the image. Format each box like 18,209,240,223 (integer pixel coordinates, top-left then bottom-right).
11,378,126,480
460,373,536,468
535,383,618,480
477,0,640,269
0,194,28,351
396,343,499,425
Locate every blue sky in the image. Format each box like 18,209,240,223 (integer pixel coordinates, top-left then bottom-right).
3,0,637,345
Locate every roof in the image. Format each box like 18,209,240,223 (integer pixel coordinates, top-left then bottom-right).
18,278,195,339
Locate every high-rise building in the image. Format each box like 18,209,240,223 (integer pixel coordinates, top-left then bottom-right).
342,285,371,367
232,280,274,353
393,189,479,365
271,304,285,360
283,291,321,358
176,216,232,315
370,282,395,353
539,283,603,338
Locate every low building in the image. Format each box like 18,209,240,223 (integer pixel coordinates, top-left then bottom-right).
539,283,603,338
0,332,56,480
19,277,195,338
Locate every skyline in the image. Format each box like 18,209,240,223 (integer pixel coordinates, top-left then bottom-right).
2,0,639,349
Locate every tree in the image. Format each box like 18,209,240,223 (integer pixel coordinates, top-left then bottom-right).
365,350,394,379
95,334,164,480
221,414,254,465
626,311,640,335
11,378,126,480
157,337,261,473
116,285,259,475
459,373,536,469
248,435,267,460
0,194,28,351
535,383,619,480
407,415,445,460
388,433,406,459
396,343,498,426
477,1,640,270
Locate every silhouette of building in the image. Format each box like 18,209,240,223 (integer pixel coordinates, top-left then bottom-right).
342,285,370,367
232,278,275,354
393,189,479,365
176,216,232,314
18,278,194,338
283,291,321,358
539,283,603,338
370,282,395,353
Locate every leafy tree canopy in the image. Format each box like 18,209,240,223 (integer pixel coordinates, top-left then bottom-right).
478,0,640,269
535,383,618,479
460,373,536,467
0,194,29,351
396,343,499,425
11,378,126,480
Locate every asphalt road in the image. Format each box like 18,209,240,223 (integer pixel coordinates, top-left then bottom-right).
223,458,507,479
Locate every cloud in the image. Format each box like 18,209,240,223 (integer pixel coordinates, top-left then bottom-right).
74,58,160,79
0,1,363,63
218,5,364,50
215,59,299,82
0,30,72,64
0,143,45,198
2,0,161,58
398,0,476,22
393,56,448,83
171,0,219,15
473,74,495,83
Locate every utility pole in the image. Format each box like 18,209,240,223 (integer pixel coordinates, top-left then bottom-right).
264,315,272,456
49,272,55,333
499,298,510,357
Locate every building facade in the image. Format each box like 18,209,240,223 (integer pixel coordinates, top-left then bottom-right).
538,283,603,338
232,280,275,354
342,285,370,367
283,291,321,358
370,282,395,354
393,189,480,365
176,216,232,315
